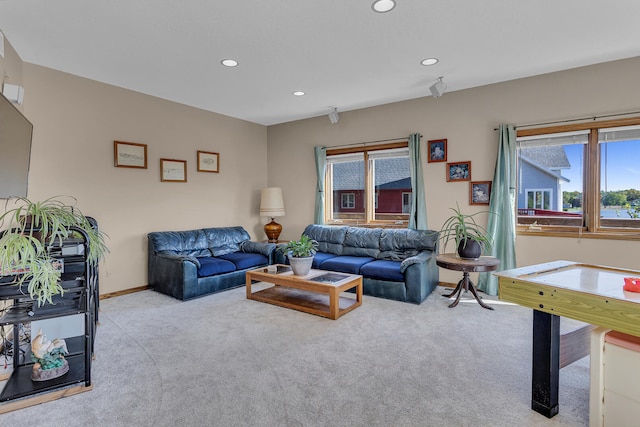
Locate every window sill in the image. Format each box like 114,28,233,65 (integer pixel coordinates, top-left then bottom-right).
517,228,640,241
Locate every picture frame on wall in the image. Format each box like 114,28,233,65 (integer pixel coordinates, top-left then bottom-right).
197,150,220,173
160,159,187,182
470,181,492,205
427,139,447,163
114,141,147,169
446,161,471,182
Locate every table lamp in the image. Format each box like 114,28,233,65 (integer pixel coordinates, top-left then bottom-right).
260,187,285,242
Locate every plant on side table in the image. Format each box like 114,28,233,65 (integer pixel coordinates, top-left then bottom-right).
0,196,109,306
283,234,319,276
439,203,493,260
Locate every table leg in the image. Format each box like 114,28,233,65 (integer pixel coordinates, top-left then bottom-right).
447,276,466,308
467,279,494,311
531,310,560,418
443,277,464,298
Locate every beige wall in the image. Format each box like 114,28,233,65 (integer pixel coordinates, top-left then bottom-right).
4,24,640,291
268,57,640,284
2,48,268,294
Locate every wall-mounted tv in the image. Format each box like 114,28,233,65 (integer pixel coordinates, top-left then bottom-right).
0,92,33,198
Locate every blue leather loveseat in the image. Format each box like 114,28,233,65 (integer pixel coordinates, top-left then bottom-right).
148,226,275,300
278,224,439,304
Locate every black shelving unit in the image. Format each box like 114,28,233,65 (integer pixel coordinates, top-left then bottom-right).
0,226,96,411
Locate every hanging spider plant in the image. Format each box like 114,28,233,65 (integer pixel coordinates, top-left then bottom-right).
0,196,108,306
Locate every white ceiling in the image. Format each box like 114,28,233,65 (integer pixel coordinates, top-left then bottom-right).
1,1,640,126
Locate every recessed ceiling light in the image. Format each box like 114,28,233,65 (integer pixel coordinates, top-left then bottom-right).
293,91,306,96
221,59,238,67
372,0,396,13
421,58,439,66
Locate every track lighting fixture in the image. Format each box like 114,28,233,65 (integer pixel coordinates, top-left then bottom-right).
429,76,447,98
328,107,340,124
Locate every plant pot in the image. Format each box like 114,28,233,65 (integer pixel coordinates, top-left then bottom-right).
457,238,482,260
289,255,314,276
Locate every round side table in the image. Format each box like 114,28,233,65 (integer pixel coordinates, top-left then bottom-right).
436,253,500,310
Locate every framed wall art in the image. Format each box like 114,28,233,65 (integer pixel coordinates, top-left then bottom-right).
427,139,447,162
197,150,220,173
114,141,147,169
470,181,492,205
160,159,187,182
446,161,471,182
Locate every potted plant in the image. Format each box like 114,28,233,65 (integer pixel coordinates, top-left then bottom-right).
0,196,109,306
283,234,318,276
439,203,493,259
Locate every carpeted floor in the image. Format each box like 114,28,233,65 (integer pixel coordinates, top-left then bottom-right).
0,285,590,426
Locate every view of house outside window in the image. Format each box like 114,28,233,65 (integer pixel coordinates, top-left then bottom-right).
326,146,411,225
516,121,640,234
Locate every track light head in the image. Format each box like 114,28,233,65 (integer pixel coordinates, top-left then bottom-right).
328,107,339,124
429,77,447,98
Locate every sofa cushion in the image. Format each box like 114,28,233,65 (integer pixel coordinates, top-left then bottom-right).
196,257,236,277
342,227,382,258
360,260,404,282
148,230,211,257
311,252,338,269
303,224,347,255
320,256,375,274
203,226,251,256
217,252,268,270
379,228,438,261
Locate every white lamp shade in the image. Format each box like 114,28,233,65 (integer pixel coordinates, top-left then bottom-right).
260,187,285,217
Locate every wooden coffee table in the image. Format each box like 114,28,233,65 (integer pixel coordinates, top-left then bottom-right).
246,265,362,319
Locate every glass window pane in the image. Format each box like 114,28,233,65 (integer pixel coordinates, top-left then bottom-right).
329,157,364,222
598,130,640,229
373,156,411,221
517,132,584,227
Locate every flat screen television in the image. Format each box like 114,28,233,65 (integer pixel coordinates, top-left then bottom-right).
0,91,33,198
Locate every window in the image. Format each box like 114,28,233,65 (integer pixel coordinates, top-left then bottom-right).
516,118,640,237
325,142,411,225
341,193,355,209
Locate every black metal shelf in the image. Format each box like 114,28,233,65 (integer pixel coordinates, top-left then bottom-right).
0,353,87,402
0,225,96,409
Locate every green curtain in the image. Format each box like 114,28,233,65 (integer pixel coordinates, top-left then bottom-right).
477,124,517,295
313,146,327,224
408,133,428,229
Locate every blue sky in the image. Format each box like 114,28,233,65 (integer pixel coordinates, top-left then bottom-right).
562,140,640,192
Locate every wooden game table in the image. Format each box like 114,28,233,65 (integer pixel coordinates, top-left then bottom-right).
494,260,640,418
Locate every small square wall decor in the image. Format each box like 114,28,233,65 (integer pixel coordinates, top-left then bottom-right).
197,150,220,173
114,141,147,169
470,181,492,205
428,139,447,162
446,161,471,182
161,159,187,182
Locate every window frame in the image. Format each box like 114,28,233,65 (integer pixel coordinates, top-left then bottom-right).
516,116,640,240
341,193,355,209
324,141,410,227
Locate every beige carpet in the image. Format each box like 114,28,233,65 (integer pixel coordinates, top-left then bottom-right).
0,285,590,426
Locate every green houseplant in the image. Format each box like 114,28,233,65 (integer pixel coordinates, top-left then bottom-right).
439,203,493,259
283,234,318,276
0,196,109,306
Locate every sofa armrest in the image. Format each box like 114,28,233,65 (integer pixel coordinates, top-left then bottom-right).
158,251,200,268
148,250,199,300
240,240,276,257
400,251,432,273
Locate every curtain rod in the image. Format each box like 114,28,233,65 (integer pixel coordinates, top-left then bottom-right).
327,135,422,150
493,110,640,130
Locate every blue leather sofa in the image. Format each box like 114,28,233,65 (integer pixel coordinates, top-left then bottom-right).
277,224,440,304
148,226,275,300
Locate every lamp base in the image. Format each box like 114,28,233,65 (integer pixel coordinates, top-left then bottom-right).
264,218,282,243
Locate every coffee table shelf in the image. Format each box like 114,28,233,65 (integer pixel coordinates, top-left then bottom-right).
246,265,362,319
